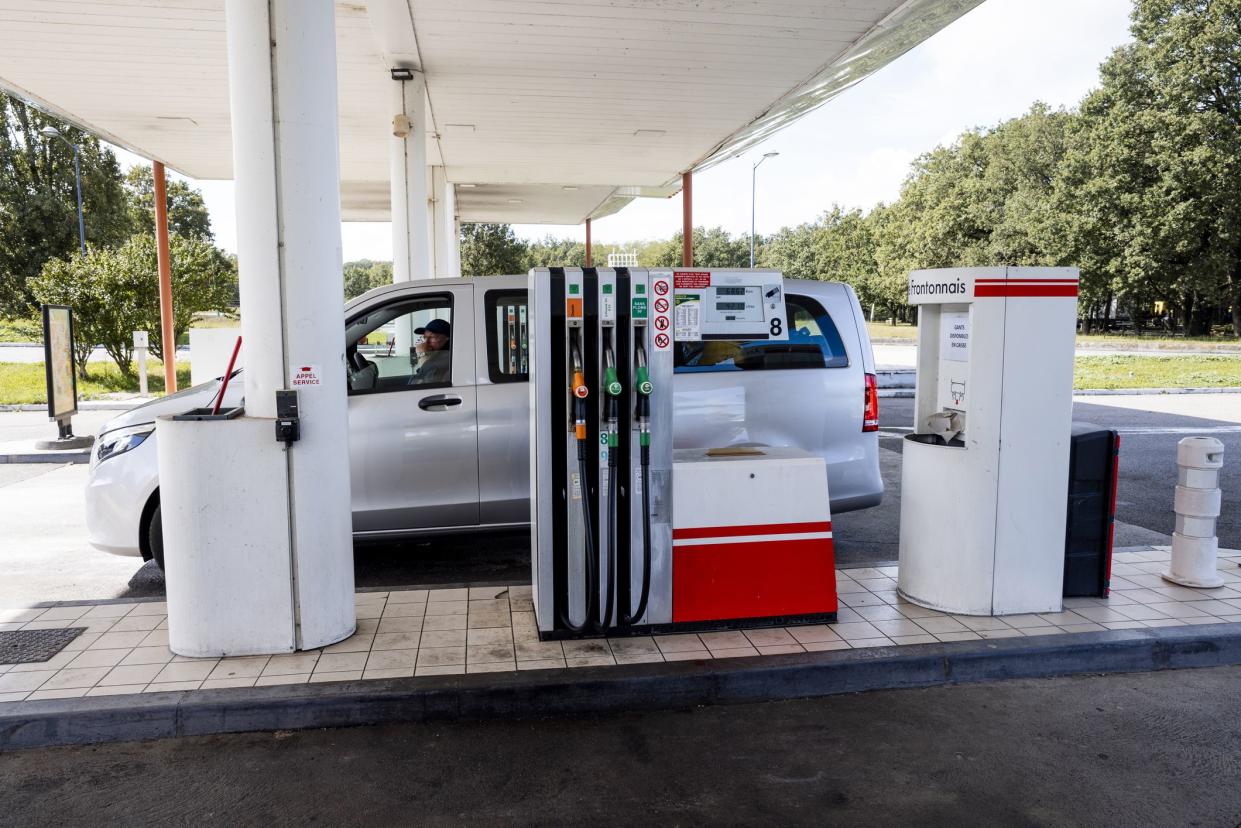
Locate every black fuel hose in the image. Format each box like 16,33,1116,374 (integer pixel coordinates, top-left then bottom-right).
559,332,597,634
598,333,620,631
622,340,653,626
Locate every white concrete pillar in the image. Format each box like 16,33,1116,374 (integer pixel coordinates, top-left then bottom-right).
390,70,429,282
224,0,355,650
430,165,461,278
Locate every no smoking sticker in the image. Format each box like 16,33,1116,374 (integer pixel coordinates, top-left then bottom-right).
654,298,669,313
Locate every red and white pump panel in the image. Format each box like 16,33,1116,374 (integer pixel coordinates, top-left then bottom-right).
671,446,836,623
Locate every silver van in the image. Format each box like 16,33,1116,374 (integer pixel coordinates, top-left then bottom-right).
85,274,882,566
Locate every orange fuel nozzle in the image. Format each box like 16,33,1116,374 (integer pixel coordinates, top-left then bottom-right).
572,371,588,400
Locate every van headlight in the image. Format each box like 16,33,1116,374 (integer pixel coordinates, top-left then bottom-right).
95,425,155,464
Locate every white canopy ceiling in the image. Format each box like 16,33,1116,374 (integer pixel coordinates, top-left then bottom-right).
0,0,983,224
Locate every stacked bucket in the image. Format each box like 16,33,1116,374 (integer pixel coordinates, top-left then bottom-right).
1163,437,1226,589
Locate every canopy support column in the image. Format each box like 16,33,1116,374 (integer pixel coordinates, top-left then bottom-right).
389,69,430,282
152,161,177,393
681,171,693,267
585,218,593,267
221,0,354,650
430,165,460,278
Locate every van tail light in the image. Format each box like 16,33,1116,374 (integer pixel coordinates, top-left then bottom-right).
863,373,879,432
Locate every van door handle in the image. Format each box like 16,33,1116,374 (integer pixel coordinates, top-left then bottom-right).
418,394,462,411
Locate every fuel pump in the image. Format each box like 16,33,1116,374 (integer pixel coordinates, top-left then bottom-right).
532,267,828,640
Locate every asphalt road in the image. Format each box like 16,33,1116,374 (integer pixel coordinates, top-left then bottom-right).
876,395,1240,551
2,393,1236,606
4,666,1240,825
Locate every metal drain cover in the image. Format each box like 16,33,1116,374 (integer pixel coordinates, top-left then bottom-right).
0,628,86,664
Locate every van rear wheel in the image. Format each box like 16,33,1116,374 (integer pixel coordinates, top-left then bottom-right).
148,505,165,572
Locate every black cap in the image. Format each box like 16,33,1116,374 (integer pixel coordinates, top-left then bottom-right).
415,319,451,337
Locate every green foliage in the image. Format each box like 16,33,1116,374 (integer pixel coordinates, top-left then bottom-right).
122,166,214,241
1050,0,1241,335
460,223,528,276
344,259,393,300
0,360,191,404
648,227,750,268
0,95,130,315
31,235,235,376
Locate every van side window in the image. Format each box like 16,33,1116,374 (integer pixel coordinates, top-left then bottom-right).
674,295,849,373
344,294,454,394
485,290,529,383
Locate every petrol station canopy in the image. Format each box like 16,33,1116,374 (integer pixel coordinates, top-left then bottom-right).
0,0,982,224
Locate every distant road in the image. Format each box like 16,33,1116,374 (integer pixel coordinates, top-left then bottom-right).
873,343,1241,370
0,344,189,364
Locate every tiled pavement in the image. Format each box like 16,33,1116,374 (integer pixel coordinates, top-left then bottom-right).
2,546,1240,705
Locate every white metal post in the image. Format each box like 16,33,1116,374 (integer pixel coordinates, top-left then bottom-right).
224,0,355,650
133,330,149,396
429,165,461,278
390,70,429,282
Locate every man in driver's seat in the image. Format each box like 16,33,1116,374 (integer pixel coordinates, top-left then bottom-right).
411,318,452,384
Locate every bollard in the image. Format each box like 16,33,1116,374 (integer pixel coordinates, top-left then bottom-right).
133,330,149,397
1163,437,1225,588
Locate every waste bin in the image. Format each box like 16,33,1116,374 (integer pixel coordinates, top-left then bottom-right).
1063,424,1120,598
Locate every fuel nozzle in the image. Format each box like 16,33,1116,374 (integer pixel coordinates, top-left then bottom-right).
634,341,652,460
570,334,589,457
603,347,621,465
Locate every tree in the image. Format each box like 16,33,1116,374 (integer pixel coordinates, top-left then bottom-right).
344,259,393,300
649,227,749,268
32,235,235,376
0,94,130,316
758,221,820,281
523,236,587,269
459,224,527,276
1051,1,1241,336
123,166,214,241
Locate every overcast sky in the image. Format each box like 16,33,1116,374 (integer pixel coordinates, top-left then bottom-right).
130,0,1135,259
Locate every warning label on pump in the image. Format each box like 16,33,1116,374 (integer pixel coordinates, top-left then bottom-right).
292,365,321,387
674,295,701,340
675,271,711,289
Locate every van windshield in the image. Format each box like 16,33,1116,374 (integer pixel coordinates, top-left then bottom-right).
674,295,849,372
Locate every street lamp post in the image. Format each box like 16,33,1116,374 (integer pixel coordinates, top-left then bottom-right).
750,151,779,268
40,126,86,256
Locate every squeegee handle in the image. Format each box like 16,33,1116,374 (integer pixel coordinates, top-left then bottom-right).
212,335,243,415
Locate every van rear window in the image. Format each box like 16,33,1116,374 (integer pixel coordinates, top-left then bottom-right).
673,295,849,373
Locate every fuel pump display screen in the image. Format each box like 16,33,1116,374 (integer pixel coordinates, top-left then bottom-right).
670,271,788,342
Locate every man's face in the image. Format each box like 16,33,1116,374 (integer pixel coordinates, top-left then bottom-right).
423,331,449,351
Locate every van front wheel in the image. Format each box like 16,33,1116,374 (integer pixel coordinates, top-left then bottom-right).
148,505,165,572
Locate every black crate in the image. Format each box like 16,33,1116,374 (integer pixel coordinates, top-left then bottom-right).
1063,424,1120,597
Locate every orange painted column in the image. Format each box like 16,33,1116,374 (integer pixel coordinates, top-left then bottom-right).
682,171,693,267
585,218,593,267
153,161,177,392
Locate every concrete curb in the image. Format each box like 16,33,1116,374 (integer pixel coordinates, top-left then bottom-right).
0,451,89,464
3,623,1240,751
879,386,1241,399
0,401,144,412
